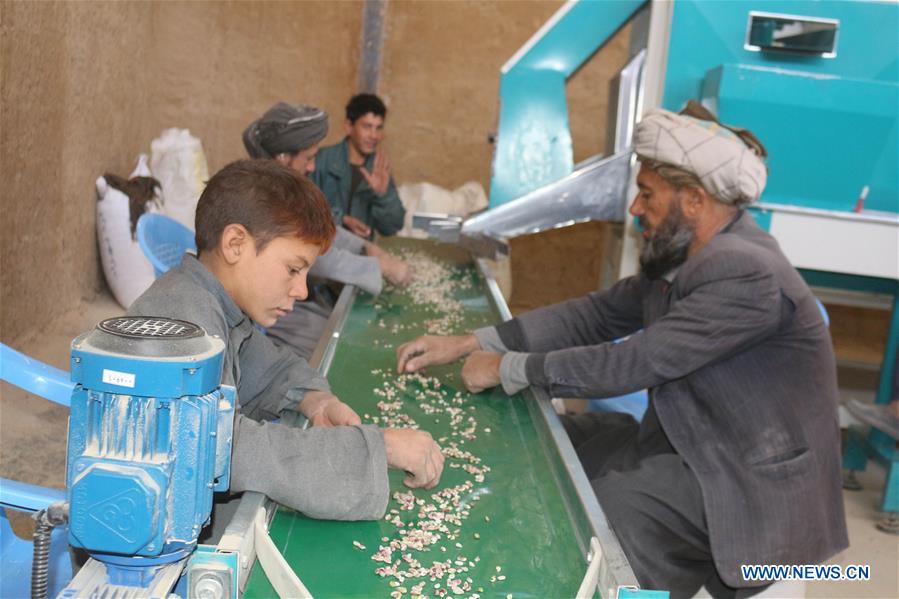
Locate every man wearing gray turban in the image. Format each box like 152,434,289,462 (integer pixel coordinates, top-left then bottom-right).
243,102,330,164
243,102,412,358
395,104,847,597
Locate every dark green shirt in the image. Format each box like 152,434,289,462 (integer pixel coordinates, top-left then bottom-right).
312,138,406,236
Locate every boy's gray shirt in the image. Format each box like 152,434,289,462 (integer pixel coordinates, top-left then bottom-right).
128,254,389,520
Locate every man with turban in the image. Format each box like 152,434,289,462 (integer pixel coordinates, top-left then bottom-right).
243,102,411,358
394,103,848,597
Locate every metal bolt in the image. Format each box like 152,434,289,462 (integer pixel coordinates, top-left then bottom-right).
73,357,81,363
194,575,224,599
187,368,197,375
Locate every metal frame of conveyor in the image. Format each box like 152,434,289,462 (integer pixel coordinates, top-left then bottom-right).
222,261,641,598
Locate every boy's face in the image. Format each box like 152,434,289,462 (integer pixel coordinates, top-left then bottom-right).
345,112,384,157
231,234,322,327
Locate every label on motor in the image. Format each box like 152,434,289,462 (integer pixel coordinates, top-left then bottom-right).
102,368,136,388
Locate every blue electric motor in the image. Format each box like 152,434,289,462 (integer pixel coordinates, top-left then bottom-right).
65,317,234,585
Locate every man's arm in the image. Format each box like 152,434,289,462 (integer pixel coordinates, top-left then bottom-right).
525,250,785,398
495,274,646,353
396,275,645,375
309,242,383,295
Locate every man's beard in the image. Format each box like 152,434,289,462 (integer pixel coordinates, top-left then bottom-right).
638,203,695,280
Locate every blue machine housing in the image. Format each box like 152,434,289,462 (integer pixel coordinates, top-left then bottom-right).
65,317,234,564
665,0,898,214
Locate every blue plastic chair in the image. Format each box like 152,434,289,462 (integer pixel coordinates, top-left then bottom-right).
1,343,73,408
0,344,75,597
136,213,197,277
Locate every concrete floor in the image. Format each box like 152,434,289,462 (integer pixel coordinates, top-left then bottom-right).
1,293,896,598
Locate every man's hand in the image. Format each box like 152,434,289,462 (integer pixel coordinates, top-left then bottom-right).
383,428,444,489
300,391,362,427
461,351,502,393
396,334,480,374
343,215,372,238
363,242,412,286
378,252,412,286
360,150,391,196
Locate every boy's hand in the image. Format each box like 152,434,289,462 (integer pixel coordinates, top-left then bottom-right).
396,334,480,374
461,351,502,393
301,391,362,427
383,428,444,489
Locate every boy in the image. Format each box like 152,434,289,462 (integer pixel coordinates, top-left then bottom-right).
313,93,405,238
129,159,443,520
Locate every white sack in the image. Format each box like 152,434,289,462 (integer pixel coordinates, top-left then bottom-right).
96,155,159,309
150,128,209,230
396,181,487,238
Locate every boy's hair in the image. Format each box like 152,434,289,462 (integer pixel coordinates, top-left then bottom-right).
195,160,335,255
345,93,387,124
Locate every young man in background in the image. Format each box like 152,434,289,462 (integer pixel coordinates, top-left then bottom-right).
313,93,405,238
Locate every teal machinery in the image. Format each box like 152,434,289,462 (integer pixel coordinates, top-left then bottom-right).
457,0,899,528
57,317,239,598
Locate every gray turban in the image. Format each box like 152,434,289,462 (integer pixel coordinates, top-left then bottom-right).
243,102,329,159
633,103,768,206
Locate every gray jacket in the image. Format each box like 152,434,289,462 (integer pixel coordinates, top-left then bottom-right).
128,254,389,520
308,227,382,295
490,211,848,585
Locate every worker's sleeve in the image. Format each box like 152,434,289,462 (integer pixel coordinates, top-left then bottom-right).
230,418,389,520
473,327,508,352
524,249,785,398
309,229,383,295
499,352,531,395
494,275,646,353
236,327,331,421
332,226,367,253
370,178,406,236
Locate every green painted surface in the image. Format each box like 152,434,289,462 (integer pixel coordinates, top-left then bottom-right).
244,240,588,598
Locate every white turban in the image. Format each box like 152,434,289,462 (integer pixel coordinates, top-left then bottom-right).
633,106,767,206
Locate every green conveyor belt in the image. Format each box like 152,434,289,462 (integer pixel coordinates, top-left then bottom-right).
244,240,588,598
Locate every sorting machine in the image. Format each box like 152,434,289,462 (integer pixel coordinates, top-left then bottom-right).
4,1,897,597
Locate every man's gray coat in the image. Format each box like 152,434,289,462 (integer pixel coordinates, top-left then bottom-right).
496,211,848,586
